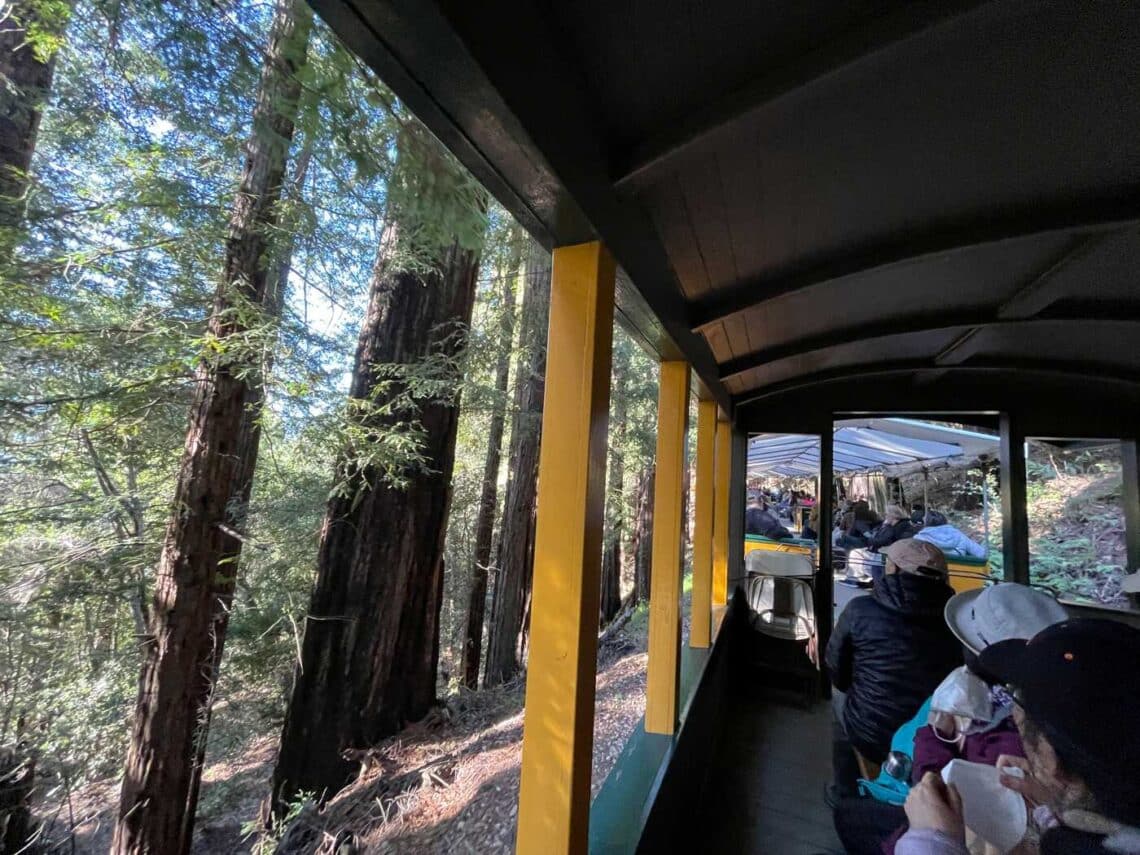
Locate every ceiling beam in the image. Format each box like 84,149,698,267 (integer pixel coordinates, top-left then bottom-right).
735,360,1140,408
690,201,1140,332
613,0,989,190
718,314,1140,381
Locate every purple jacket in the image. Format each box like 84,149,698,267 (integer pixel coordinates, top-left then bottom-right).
883,717,1025,855
912,715,1025,782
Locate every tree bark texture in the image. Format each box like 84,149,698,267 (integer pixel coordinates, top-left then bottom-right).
0,0,70,234
113,3,311,852
483,241,550,687
271,163,484,808
461,229,520,688
0,748,34,853
599,363,627,625
632,467,655,604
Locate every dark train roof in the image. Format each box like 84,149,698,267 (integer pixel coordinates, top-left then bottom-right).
314,0,1140,434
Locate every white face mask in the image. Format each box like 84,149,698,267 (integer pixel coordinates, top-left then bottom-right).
929,666,992,738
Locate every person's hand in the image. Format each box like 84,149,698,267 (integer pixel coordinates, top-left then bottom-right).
904,772,965,841
805,633,820,669
997,754,1052,809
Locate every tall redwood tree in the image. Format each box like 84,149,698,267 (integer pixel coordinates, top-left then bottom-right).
461,227,520,688
271,134,486,808
113,2,312,852
483,241,550,686
0,0,71,238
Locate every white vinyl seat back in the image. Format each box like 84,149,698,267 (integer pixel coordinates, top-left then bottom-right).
746,574,816,642
745,549,814,578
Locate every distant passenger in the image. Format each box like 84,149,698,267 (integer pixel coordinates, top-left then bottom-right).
745,491,792,540
825,539,961,803
837,500,883,550
801,506,820,541
913,510,986,559
867,504,917,552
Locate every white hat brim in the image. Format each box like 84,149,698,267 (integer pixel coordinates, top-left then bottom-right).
944,587,987,655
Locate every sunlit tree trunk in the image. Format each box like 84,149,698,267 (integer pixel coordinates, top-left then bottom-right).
599,357,627,625
483,241,550,686
461,228,520,688
271,136,485,809
113,3,312,852
0,0,71,241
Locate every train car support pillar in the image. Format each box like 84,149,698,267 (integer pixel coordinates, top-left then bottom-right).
999,413,1030,586
690,399,717,648
645,361,690,734
712,418,731,607
516,241,614,855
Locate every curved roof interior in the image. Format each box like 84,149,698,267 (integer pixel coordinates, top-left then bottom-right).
313,0,1140,433
748,418,999,478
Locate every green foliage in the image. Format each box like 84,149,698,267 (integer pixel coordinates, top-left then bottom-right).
1025,441,1127,605
0,0,497,800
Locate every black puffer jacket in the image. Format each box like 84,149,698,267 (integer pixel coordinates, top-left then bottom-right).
867,519,917,552
825,572,961,763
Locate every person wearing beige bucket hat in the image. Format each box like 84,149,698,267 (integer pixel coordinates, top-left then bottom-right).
943,583,1069,658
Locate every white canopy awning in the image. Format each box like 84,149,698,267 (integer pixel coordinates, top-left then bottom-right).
748,418,999,478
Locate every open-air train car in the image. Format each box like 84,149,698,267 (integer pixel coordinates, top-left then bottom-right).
308,1,1140,852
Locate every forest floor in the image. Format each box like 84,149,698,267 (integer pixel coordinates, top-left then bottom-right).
52,601,659,854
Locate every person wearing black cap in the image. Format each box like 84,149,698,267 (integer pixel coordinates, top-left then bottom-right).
898,618,1140,855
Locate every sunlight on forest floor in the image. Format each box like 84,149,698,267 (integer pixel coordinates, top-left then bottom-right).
46,619,652,854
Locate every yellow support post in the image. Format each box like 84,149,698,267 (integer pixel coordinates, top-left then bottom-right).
516,241,614,855
712,417,731,607
645,361,690,735
690,399,717,648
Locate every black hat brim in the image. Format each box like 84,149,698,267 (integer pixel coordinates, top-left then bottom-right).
977,637,1033,693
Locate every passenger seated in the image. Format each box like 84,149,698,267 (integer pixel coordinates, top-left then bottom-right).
868,504,918,553
825,539,961,803
745,491,792,539
834,585,1068,855
913,510,987,559
838,500,885,549
801,505,819,541
898,619,1140,855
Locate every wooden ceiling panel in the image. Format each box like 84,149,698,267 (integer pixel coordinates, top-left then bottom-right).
732,234,1071,356
644,177,711,300
676,156,739,291
702,321,733,365
956,321,1140,371
721,313,752,359
744,328,965,390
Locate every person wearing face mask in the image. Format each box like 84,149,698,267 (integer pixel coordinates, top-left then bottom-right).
898,618,1140,855
833,584,1068,855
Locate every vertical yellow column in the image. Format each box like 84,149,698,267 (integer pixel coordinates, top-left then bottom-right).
645,361,690,734
516,241,614,855
690,399,717,648
712,418,731,607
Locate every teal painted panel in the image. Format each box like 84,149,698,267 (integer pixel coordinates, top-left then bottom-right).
588,644,714,854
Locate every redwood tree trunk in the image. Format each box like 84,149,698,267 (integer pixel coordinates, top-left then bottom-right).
0,0,70,234
113,3,311,852
599,369,627,625
461,229,520,688
271,146,484,808
483,241,550,686
632,467,655,604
